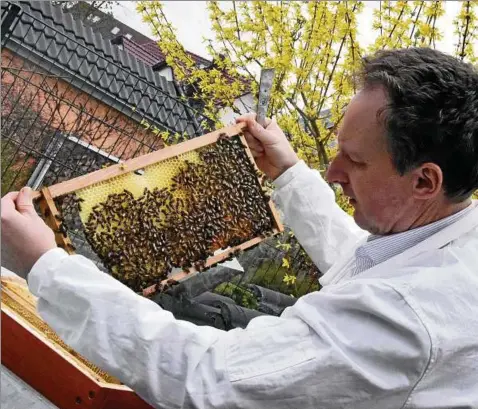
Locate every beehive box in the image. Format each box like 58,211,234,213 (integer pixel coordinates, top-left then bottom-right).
1,274,153,409
33,123,283,295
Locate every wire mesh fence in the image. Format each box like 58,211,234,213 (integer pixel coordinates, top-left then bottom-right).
1,1,320,325
1,2,214,189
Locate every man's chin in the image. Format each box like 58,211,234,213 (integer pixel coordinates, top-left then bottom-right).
354,212,382,234
352,209,369,231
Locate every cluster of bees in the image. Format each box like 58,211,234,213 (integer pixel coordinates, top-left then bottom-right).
50,194,88,254
74,135,274,292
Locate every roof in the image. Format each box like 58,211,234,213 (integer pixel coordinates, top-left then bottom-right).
58,1,212,70
39,0,252,101
111,36,212,70
59,1,153,44
184,49,212,68
111,36,164,67
2,1,207,136
111,36,252,97
139,40,167,64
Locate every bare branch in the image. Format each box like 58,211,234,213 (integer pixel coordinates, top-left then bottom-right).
292,2,324,101
409,2,424,46
386,3,407,46
310,4,341,98
232,1,241,41
460,1,472,60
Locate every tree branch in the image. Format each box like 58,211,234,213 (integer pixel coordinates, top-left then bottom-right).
429,2,440,48
409,2,424,46
287,94,329,166
317,33,347,114
208,16,259,86
310,4,341,98
232,1,241,41
292,2,324,101
460,1,471,60
385,3,407,46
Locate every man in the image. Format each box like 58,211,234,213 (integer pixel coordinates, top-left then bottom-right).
2,47,478,408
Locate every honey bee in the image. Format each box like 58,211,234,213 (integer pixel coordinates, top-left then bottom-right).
54,223,68,238
232,248,244,257
217,132,231,142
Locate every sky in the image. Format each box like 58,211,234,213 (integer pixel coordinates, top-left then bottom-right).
111,1,463,60
112,1,215,56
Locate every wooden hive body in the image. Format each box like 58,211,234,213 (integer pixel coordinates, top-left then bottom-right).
1,275,153,409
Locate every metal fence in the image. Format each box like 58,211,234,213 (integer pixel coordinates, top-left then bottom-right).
1,2,213,192
1,1,319,326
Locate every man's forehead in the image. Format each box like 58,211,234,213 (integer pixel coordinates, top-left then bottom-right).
338,87,388,144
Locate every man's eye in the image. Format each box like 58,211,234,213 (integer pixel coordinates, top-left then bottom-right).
347,155,365,167
337,150,365,166
344,153,356,163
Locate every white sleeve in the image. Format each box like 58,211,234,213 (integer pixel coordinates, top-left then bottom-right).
273,161,368,274
28,249,431,409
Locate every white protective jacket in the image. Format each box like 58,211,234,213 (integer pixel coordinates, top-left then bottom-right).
27,161,478,409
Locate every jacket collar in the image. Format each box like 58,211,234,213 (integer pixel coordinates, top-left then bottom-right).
356,203,475,266
320,201,478,287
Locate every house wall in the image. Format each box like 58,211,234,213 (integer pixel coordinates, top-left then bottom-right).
1,48,164,162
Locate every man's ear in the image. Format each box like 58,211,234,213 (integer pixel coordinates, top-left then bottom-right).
411,163,443,200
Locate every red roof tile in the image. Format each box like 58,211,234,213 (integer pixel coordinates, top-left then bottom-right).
114,36,252,96
120,37,163,66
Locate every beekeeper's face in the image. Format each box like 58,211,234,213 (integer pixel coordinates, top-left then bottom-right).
326,86,435,235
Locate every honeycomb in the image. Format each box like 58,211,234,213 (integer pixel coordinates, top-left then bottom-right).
76,151,201,220
55,136,275,292
1,277,120,384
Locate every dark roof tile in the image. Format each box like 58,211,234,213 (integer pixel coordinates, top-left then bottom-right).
2,1,206,137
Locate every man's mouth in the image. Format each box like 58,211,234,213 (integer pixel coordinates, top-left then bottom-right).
337,185,357,206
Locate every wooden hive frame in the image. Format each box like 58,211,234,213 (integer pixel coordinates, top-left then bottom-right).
32,122,283,295
3,123,283,408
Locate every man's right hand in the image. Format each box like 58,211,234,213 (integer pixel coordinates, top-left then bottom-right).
1,187,57,279
237,114,299,180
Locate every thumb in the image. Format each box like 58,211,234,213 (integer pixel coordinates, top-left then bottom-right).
247,117,276,143
237,114,267,141
265,118,281,132
15,187,36,216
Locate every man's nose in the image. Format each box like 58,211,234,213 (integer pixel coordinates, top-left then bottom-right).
325,157,348,185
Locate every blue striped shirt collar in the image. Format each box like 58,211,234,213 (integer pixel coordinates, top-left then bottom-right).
355,203,475,267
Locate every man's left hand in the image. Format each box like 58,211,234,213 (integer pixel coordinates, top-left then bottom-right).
1,187,57,279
